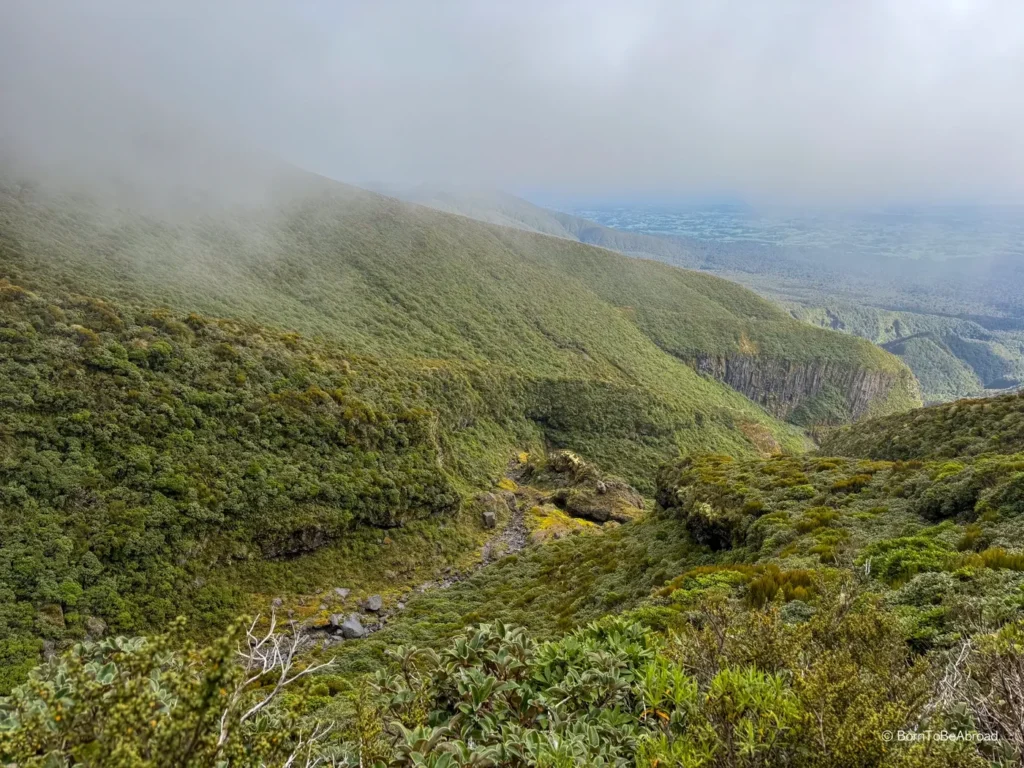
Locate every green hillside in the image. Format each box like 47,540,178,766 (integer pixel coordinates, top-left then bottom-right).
12,391,1022,764
790,301,1024,403
1,183,813,484
293,395,1024,766
882,334,984,403
393,187,1024,407
2,177,906,377
1,173,918,438
820,389,1024,461
4,170,981,767
0,166,922,685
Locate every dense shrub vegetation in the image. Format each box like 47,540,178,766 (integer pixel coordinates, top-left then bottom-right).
0,269,801,687
821,390,1024,460
331,602,1007,767
0,278,525,686
3,170,1021,765
1,170,919,690
3,330,1024,765
6,586,1023,765
1,174,915,438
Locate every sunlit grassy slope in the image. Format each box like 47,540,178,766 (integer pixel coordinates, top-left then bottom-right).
821,389,1024,460
1,172,913,425
1,177,822,479
395,184,1014,408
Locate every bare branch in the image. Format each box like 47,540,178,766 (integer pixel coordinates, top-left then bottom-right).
283,722,336,768
217,610,336,747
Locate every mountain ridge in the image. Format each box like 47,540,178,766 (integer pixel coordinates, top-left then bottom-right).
1,172,918,432
364,183,919,423
388,184,1024,405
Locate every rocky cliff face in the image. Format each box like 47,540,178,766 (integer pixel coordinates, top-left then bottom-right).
691,353,917,425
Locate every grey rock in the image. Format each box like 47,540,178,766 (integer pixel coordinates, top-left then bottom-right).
318,603,327,611
482,509,497,528
329,612,345,627
334,587,350,600
364,594,383,612
339,613,367,639
397,602,405,610
596,480,608,494
271,597,284,609
692,352,898,422
85,616,107,638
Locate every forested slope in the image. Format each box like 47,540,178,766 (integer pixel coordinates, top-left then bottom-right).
821,389,1024,460
281,391,1024,766
395,185,1024,406
0,166,919,704
1,173,918,431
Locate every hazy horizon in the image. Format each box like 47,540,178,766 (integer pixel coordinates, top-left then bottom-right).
4,1,1024,206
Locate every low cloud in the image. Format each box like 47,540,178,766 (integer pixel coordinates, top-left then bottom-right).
3,0,1023,203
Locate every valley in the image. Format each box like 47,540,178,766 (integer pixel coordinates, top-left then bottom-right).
2,172,1024,766
3,2,1023,765
389,188,1024,405
0,167,920,688
571,204,1024,405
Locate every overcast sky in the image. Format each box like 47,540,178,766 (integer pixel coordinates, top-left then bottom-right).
3,0,1024,203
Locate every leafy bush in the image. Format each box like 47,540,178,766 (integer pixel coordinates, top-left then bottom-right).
335,595,976,767
822,391,1024,460
0,617,330,767
861,537,955,585
910,465,997,521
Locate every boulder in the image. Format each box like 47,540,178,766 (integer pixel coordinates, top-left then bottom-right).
364,594,383,612
339,613,367,639
482,509,497,528
85,616,107,638
549,480,643,524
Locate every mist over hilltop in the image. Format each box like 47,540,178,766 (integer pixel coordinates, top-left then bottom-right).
3,0,1024,205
